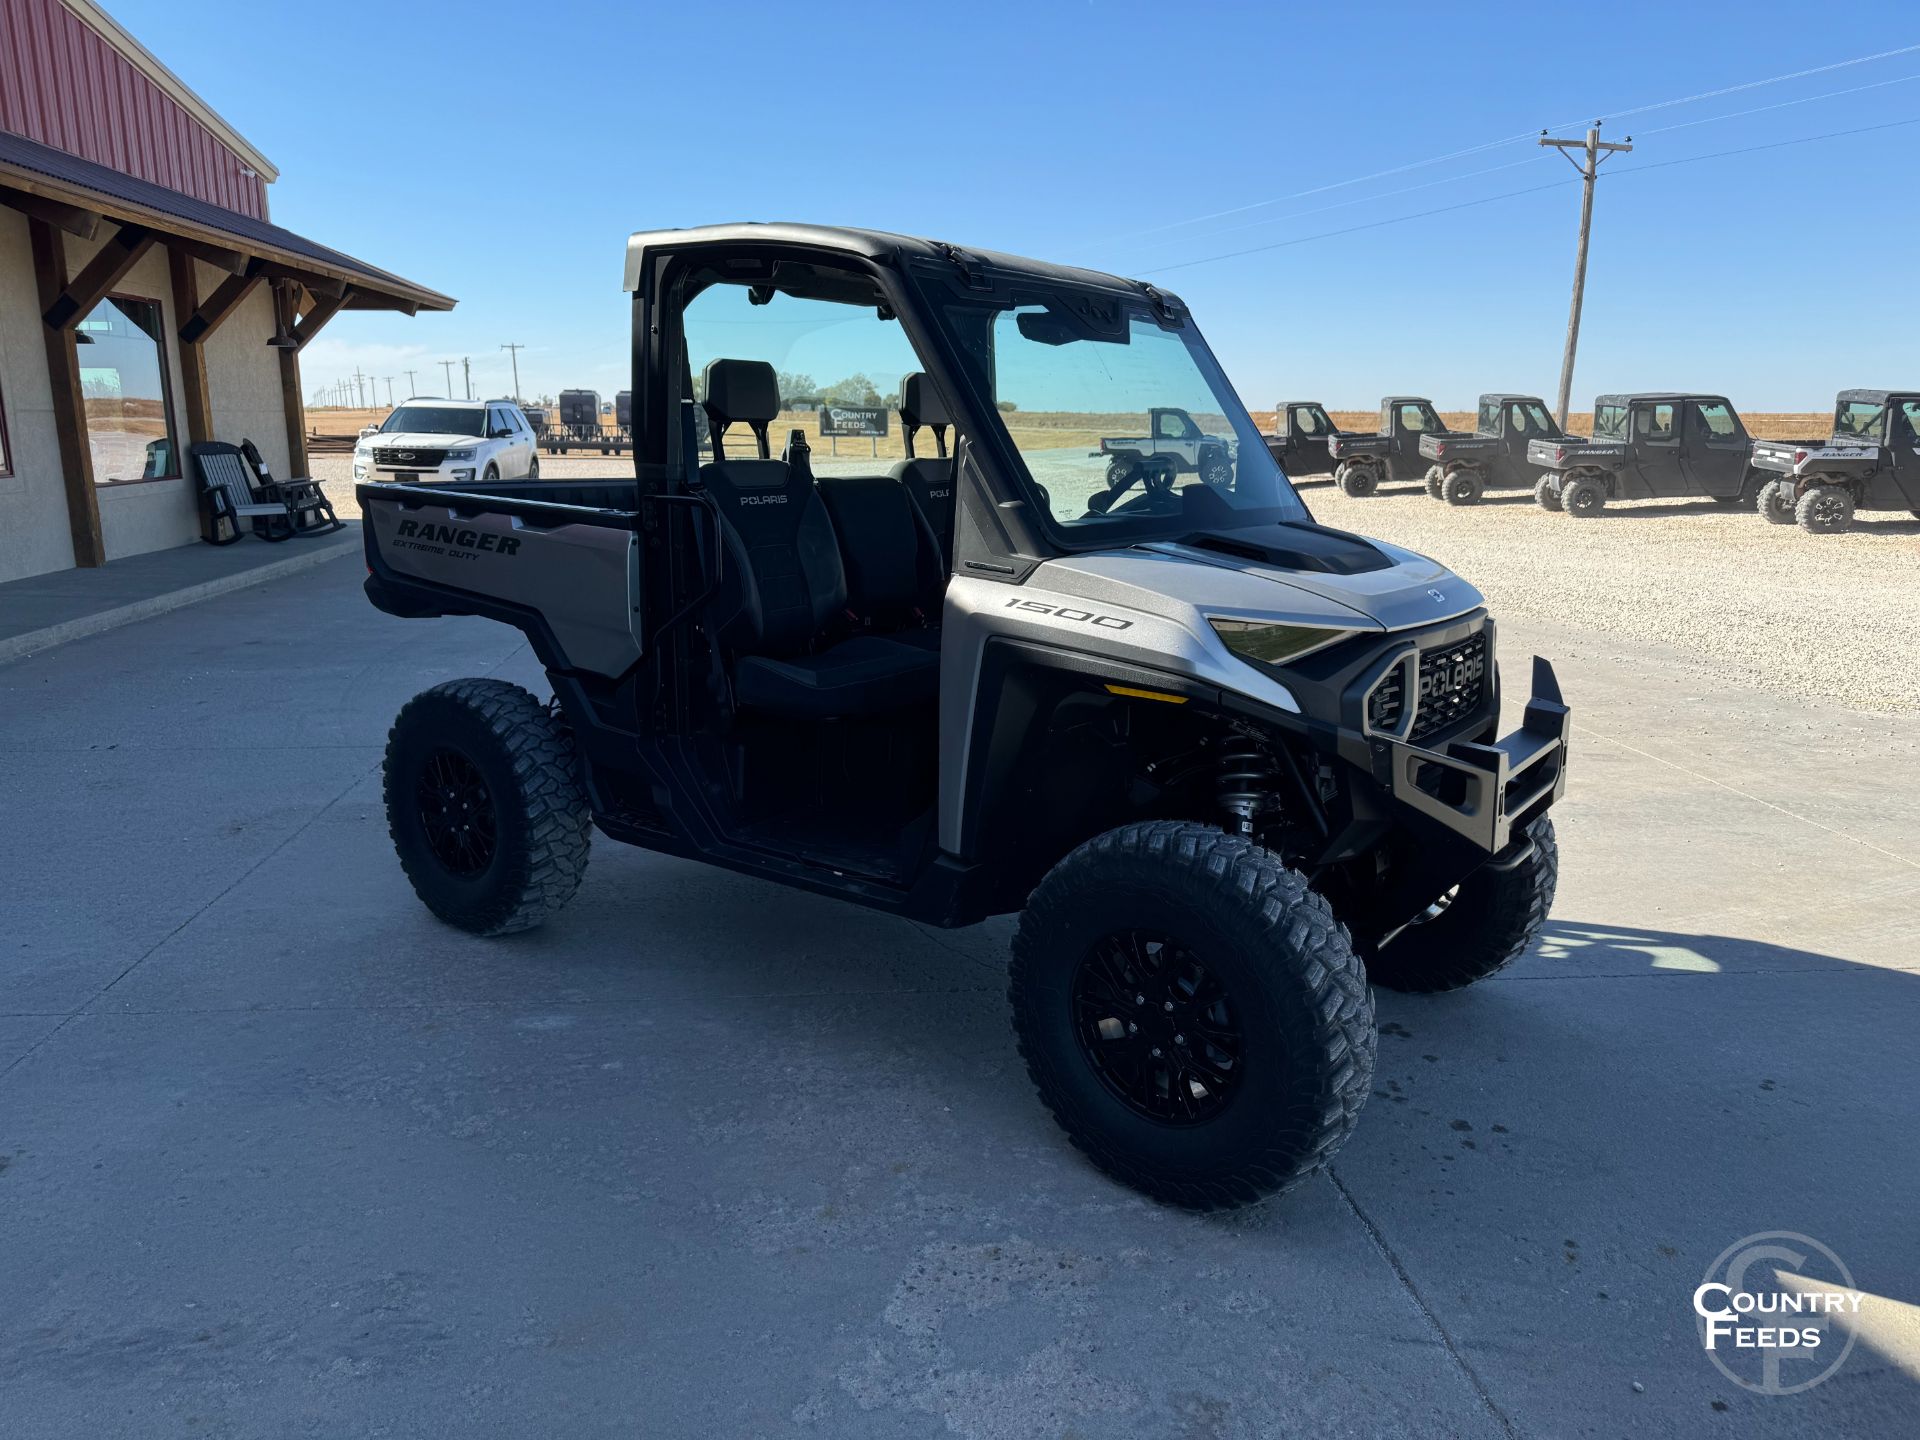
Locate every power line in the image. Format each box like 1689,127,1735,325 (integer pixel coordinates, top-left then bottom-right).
1556,42,1920,127
1633,70,1920,136
1138,114,1920,277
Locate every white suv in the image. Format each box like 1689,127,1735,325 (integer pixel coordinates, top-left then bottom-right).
354,399,540,485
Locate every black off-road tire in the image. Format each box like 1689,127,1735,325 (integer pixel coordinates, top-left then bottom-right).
1442,468,1483,506
1360,816,1558,993
1009,821,1375,1210
384,679,591,936
1424,465,1444,500
1796,484,1855,534
1758,479,1796,524
1535,475,1563,512
1338,463,1379,498
1561,475,1606,517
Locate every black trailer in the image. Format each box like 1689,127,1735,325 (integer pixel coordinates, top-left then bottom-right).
541,388,628,455
1750,390,1920,533
1529,393,1763,516
1417,394,1563,504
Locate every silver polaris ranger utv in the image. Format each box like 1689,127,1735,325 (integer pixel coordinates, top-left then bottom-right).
359,224,1571,1210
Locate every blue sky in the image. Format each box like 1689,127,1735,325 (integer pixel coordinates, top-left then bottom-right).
114,0,1920,413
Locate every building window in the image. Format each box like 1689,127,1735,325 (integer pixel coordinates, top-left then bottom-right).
76,296,179,483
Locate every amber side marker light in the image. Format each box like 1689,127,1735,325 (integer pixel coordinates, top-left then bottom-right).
1104,684,1188,704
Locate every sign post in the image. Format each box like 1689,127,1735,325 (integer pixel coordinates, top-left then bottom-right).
819,403,889,459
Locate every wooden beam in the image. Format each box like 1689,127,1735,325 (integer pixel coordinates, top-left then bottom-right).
275,282,310,477
28,219,105,568
0,183,100,240
259,262,347,299
168,247,214,449
166,234,248,275
290,286,352,351
43,223,157,330
179,263,263,344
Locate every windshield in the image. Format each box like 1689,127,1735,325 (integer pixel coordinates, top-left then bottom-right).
1834,400,1887,441
380,406,486,437
977,300,1306,538
1592,403,1629,440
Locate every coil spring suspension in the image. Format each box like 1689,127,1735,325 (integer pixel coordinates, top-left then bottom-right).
1214,727,1282,836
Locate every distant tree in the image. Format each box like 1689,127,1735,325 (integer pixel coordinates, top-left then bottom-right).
823,373,882,406
777,371,817,405
996,399,1019,412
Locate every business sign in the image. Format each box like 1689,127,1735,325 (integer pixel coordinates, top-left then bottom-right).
820,404,889,437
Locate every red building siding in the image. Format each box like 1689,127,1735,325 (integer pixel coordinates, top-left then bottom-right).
0,0,267,217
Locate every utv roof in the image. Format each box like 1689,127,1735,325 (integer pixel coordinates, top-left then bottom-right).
620,222,1176,303
1592,392,1727,405
1380,395,1436,405
1477,392,1549,405
1837,387,1917,404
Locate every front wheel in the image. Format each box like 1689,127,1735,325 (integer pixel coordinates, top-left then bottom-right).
1758,479,1796,524
1360,816,1559,993
1424,465,1444,500
1010,821,1375,1210
384,679,591,936
526,455,541,481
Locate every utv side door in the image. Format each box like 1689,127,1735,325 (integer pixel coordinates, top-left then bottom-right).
1894,401,1920,507
1677,398,1749,499
1499,400,1554,486
1390,401,1442,480
1287,404,1334,473
1626,401,1682,498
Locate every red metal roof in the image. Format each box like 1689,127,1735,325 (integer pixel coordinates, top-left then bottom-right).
0,0,268,218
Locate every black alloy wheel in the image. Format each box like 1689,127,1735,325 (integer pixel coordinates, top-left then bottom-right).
415,746,498,877
1071,930,1243,1125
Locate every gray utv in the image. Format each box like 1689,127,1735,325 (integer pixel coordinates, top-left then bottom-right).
358,224,1571,1211
1750,390,1920,533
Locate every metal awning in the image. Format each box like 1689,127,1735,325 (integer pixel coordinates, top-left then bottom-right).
0,129,453,314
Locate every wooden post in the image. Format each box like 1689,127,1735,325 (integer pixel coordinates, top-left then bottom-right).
274,280,310,477
168,247,214,448
27,218,105,567
1539,125,1633,428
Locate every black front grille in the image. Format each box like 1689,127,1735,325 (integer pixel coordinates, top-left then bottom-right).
1410,631,1489,743
1367,667,1405,733
374,447,447,468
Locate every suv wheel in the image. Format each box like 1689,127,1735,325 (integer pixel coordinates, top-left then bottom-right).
1758,479,1796,524
1561,475,1606,517
482,463,500,483
1796,484,1854,534
526,455,541,481
1442,469,1483,505
1338,463,1378,498
1534,475,1563,512
384,679,591,936
1358,817,1558,992
1010,821,1375,1210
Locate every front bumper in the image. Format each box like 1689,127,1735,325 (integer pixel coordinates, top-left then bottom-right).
1368,655,1569,854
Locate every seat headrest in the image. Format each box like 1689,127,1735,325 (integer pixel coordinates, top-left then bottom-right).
703,359,780,426
899,372,951,429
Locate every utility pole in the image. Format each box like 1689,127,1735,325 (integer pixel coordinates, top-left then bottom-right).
352,368,367,409
462,356,472,400
404,369,418,399
439,360,456,396
381,377,395,407
501,342,525,403
1539,123,1632,428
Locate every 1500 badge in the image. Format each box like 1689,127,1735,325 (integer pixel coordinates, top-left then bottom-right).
393,517,522,559
1005,597,1132,629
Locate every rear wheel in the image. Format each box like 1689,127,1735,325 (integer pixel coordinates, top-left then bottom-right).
1360,816,1558,993
1424,465,1444,500
1561,475,1607,517
1338,462,1378,498
1442,468,1483,505
1199,450,1234,487
1759,479,1796,524
1796,484,1855,534
1010,821,1374,1210
1535,475,1563,512
384,679,591,936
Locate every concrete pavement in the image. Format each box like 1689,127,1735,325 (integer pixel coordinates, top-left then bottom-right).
1,553,1915,1438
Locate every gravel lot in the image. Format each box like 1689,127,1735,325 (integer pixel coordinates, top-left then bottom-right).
317,453,1920,716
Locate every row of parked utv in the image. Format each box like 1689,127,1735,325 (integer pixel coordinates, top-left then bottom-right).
1263,389,1920,535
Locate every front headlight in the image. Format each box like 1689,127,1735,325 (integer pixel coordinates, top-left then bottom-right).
1209,618,1360,666
445,448,476,461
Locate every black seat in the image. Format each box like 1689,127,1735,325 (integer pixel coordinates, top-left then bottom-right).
698,359,937,718
889,372,956,569
815,473,944,636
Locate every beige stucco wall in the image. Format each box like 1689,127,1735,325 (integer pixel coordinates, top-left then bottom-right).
0,209,84,582
0,222,296,583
